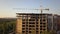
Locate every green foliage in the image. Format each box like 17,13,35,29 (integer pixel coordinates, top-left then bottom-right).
0,24,3,34
0,19,16,34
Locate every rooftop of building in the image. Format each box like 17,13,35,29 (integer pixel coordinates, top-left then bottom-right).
16,13,53,15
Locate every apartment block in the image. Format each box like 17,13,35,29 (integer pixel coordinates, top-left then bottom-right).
16,13,58,34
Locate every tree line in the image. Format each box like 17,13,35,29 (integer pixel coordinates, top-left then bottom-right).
0,18,16,34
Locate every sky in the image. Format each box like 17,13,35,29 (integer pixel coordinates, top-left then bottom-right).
0,0,60,18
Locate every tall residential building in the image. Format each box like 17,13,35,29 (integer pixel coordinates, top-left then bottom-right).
16,13,58,34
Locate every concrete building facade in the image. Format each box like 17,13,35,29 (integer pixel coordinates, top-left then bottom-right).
16,13,58,34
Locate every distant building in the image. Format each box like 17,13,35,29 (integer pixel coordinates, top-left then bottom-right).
16,13,59,34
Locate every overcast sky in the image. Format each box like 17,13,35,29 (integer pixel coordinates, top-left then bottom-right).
0,0,60,18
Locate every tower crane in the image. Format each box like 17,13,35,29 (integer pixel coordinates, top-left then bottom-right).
13,7,49,14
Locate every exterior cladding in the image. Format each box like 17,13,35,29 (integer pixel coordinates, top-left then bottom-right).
47,14,58,31
16,17,22,34
53,15,58,31
47,14,53,31
16,13,60,34
57,16,60,31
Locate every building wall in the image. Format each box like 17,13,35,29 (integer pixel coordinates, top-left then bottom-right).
56,16,60,34
16,17,22,34
16,13,59,34
57,16,60,31
47,14,53,31
53,15,58,31
16,13,48,34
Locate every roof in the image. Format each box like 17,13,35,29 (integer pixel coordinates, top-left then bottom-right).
16,13,52,15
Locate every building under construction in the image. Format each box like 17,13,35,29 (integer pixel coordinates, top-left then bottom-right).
16,13,58,34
